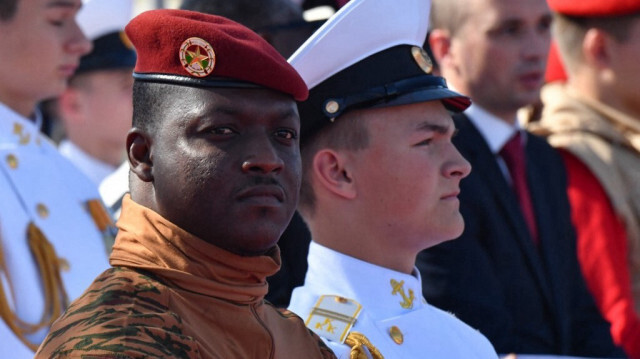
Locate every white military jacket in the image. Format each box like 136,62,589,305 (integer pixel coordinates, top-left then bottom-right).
288,241,498,358
59,139,117,186
99,160,130,219
0,103,112,356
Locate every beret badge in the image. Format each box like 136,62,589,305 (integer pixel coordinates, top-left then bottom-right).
179,37,216,77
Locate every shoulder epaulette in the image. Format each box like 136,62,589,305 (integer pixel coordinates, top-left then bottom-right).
305,295,362,343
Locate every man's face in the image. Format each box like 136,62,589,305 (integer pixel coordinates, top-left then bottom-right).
350,101,471,250
150,87,301,256
74,68,134,163
0,0,91,115
449,0,551,116
608,18,640,119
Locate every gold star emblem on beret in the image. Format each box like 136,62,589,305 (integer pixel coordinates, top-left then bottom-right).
179,37,216,77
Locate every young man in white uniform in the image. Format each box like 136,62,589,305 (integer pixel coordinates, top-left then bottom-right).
56,0,136,186
0,0,113,355
286,0,498,357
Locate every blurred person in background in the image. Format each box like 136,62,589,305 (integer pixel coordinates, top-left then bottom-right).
54,0,136,186
416,0,624,356
531,0,640,357
180,0,316,58
0,0,113,356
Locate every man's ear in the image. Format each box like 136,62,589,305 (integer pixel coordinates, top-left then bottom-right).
126,128,153,182
583,28,611,69
312,149,357,200
58,89,84,125
428,28,452,65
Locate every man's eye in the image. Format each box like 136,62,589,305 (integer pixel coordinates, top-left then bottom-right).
501,25,521,36
415,138,433,146
212,127,234,135
47,12,72,28
49,19,65,27
490,22,523,38
275,129,297,140
538,18,552,33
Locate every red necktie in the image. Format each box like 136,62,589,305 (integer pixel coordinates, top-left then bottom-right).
500,132,539,244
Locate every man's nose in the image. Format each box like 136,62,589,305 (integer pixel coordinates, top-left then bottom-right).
66,20,93,56
241,136,285,174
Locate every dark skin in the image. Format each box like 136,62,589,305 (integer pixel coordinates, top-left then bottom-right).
126,86,301,256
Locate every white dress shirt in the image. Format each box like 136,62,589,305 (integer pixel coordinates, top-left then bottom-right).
465,104,526,183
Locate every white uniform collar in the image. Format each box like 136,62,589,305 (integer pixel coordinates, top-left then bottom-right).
304,241,425,320
58,140,116,186
465,104,521,154
0,102,43,148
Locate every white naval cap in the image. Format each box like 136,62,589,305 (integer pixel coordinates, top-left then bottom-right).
77,0,133,41
289,0,471,142
74,0,136,74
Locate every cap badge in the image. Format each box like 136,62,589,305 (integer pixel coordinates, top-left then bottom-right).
411,46,433,74
179,37,216,77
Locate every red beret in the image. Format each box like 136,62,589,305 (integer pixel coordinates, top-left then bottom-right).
125,9,308,101
548,0,640,17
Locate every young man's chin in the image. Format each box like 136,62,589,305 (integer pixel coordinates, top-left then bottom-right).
437,217,466,245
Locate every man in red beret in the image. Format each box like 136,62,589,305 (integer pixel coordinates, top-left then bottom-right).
532,1,640,357
35,9,336,359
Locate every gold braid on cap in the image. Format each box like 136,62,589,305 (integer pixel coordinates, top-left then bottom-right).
345,331,384,359
0,222,69,351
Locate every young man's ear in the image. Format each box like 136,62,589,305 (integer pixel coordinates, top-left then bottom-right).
126,128,153,182
428,28,452,66
58,88,85,125
582,28,611,70
311,149,357,200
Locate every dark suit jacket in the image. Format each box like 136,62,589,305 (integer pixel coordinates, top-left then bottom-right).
416,114,623,357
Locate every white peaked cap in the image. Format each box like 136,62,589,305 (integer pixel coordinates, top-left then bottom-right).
289,0,430,90
290,0,471,142
78,0,134,41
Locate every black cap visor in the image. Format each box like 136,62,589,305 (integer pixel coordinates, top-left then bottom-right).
327,75,471,118
299,45,471,142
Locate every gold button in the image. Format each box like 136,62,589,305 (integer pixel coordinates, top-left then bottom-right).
6,154,18,169
13,123,23,136
325,100,340,114
36,203,50,219
334,296,348,303
389,325,403,345
58,257,70,272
